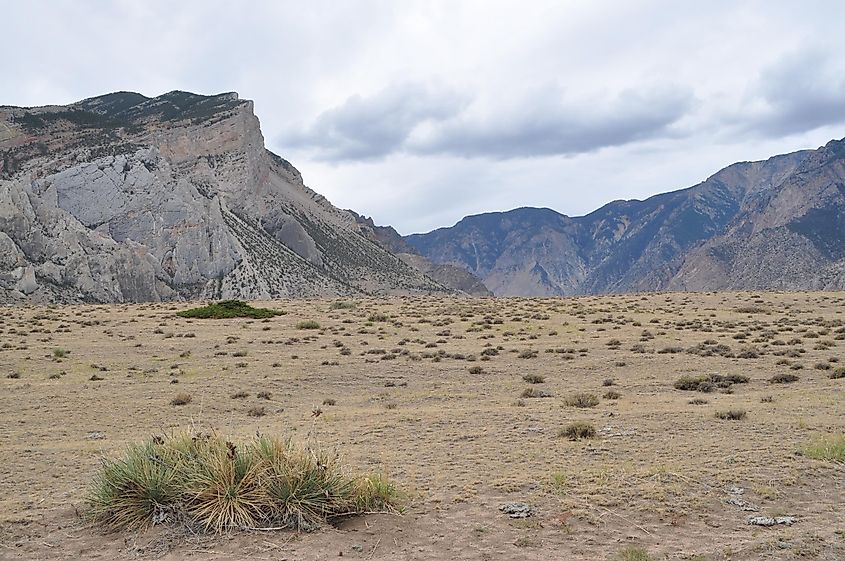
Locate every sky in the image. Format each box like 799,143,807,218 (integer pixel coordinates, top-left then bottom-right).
4,1,845,234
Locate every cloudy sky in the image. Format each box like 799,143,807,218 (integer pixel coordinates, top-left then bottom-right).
4,1,845,233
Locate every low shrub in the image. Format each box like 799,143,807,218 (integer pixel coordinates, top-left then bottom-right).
522,373,545,384
521,388,552,398
367,313,389,322
87,432,400,532
177,300,284,320
715,409,746,420
296,320,321,330
829,367,845,380
769,373,799,384
674,373,749,392
618,546,655,561
564,392,599,408
170,393,192,406
558,421,596,440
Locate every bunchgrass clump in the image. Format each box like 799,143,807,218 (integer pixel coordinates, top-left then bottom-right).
829,367,845,380
801,434,845,462
170,393,192,406
559,421,596,440
769,372,799,384
296,320,321,330
521,387,552,398
177,301,284,320
619,545,655,561
563,392,600,408
714,409,747,420
87,432,400,533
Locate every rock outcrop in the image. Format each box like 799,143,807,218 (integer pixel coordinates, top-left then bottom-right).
352,213,492,296
406,139,845,296
0,91,449,303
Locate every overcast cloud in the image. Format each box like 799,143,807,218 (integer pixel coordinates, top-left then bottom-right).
3,0,845,233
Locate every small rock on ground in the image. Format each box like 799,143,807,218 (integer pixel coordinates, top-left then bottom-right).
499,503,533,518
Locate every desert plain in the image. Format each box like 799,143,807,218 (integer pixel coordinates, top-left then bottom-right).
1,291,844,560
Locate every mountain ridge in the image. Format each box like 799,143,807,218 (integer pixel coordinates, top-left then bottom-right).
406,140,844,296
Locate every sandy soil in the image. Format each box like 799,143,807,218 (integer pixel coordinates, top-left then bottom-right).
1,291,844,560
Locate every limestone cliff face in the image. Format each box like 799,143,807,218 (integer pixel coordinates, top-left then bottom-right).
0,91,448,303
407,140,845,296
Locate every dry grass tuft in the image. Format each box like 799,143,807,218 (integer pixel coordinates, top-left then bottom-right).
563,392,600,408
87,432,400,532
558,421,596,440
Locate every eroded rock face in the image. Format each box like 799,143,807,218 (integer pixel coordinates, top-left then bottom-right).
0,91,449,303
351,212,492,296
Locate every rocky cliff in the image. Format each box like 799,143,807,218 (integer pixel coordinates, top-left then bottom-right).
352,213,492,296
0,91,449,303
406,139,845,296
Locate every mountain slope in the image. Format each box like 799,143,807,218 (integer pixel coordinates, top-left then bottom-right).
352,213,492,296
670,138,845,290
406,141,843,296
0,91,449,303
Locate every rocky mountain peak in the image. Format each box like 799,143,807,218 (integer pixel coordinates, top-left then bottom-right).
0,90,454,303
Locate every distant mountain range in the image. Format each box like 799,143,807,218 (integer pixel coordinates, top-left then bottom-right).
406,140,845,295
2,90,843,302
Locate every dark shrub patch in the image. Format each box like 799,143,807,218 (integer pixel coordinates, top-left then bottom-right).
177,300,284,320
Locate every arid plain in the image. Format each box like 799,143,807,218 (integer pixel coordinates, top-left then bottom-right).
1,291,844,560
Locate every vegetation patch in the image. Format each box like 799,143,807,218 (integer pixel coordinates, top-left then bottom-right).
176,300,284,320
769,372,799,384
674,373,749,392
829,367,845,380
87,432,400,533
618,546,655,561
563,392,600,408
558,421,596,440
802,434,845,462
715,409,747,420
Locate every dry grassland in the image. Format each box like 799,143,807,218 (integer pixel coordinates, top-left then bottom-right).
1,291,844,560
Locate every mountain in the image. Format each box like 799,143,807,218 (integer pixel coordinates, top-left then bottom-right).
351,213,492,296
0,91,451,303
406,139,845,296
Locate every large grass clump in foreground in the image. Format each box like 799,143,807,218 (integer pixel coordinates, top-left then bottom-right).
87,432,400,533
176,300,285,320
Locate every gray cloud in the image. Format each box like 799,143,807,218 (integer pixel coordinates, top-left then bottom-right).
279,83,468,160
737,50,845,137
409,87,693,159
281,84,693,161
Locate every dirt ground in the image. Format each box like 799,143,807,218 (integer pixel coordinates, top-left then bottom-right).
1,291,843,560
